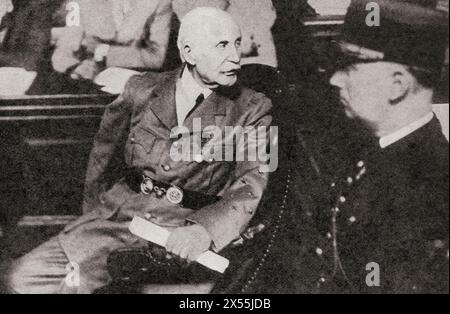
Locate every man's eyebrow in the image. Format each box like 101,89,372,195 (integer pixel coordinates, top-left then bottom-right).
216,40,229,46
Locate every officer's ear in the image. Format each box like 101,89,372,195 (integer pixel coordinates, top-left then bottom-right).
389,67,412,105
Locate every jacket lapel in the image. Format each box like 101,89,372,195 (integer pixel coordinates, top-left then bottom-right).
146,68,240,132
146,69,180,131
183,83,242,131
183,91,230,131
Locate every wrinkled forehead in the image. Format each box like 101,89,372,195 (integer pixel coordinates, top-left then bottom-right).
191,16,241,47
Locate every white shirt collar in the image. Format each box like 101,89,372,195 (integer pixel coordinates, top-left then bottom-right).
379,112,434,149
176,67,213,126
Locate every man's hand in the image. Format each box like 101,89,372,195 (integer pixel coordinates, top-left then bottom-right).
166,225,212,262
71,59,102,81
52,49,80,74
81,36,100,55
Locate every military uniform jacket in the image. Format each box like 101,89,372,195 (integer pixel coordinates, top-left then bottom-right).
57,68,272,292
266,117,449,294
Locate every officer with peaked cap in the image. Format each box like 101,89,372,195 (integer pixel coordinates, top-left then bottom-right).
252,0,449,294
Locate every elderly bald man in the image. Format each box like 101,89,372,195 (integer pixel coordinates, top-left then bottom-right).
173,0,278,68
2,7,272,294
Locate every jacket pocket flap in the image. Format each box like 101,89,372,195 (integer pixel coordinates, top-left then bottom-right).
130,126,158,153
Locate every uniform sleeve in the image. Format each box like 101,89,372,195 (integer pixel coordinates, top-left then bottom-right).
188,94,273,252
106,0,172,70
81,77,137,214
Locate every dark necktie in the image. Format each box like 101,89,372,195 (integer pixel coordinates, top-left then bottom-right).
184,93,205,122
196,93,205,107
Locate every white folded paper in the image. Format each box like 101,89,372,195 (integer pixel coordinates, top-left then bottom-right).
129,216,230,274
94,67,141,95
307,0,351,16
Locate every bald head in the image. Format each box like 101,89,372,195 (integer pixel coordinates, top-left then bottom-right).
173,0,230,20
177,7,238,55
177,7,242,88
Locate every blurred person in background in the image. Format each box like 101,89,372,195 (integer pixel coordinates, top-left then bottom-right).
0,0,65,96
51,0,173,86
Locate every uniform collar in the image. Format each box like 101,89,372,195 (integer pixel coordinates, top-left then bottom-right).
178,66,213,104
379,112,434,149
148,67,233,131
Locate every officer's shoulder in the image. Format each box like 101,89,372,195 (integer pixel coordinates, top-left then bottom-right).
120,71,172,106
124,71,165,94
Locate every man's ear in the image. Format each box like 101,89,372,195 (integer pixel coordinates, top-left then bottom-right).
182,44,196,66
389,69,411,105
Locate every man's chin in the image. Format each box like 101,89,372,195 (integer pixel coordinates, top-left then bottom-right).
218,75,238,87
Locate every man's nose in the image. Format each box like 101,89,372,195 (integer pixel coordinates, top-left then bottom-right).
329,71,346,89
227,46,241,64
